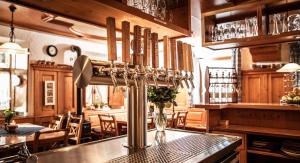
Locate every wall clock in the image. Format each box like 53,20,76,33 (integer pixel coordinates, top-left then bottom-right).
46,45,58,57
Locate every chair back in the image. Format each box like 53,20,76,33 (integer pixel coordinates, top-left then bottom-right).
175,111,188,129
66,114,83,144
33,129,69,153
167,112,176,128
98,114,118,138
49,115,64,130
88,115,100,129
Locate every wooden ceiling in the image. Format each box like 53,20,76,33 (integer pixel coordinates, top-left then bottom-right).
0,1,119,42
1,0,189,40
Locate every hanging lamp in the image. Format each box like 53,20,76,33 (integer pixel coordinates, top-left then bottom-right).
0,4,29,55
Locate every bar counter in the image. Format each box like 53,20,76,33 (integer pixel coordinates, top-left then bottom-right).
35,129,241,163
195,103,300,111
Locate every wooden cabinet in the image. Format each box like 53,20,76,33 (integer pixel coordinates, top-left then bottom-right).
242,70,284,103
32,64,75,125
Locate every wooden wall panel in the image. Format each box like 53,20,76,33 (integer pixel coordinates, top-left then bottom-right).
57,72,76,114
268,73,284,104
108,86,124,108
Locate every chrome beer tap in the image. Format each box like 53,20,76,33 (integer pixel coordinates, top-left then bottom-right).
171,70,178,88
110,61,118,93
165,68,171,88
123,62,129,87
188,72,195,88
152,68,159,88
184,71,190,89
133,65,139,88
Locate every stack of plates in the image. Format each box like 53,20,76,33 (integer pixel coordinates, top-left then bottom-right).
281,140,300,158
251,140,280,151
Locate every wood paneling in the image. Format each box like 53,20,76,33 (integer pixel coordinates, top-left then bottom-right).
4,0,190,39
108,86,124,108
242,70,284,103
32,64,74,125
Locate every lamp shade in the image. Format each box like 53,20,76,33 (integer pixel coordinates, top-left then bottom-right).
276,63,300,72
0,42,29,55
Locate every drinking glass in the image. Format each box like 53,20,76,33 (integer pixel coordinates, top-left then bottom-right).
157,0,167,21
288,14,300,32
272,14,281,35
141,0,150,14
149,0,158,17
133,0,142,10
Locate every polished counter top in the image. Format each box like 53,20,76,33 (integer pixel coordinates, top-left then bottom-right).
194,103,300,111
36,129,241,163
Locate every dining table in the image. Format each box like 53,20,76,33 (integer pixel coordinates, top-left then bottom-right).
0,123,54,162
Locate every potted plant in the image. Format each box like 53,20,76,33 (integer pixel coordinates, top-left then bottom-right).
147,86,178,131
3,108,17,133
3,108,15,124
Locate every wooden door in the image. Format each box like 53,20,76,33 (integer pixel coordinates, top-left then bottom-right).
57,72,76,114
34,70,58,117
242,73,268,103
268,73,284,103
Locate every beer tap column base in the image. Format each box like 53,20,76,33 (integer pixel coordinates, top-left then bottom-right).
124,79,151,149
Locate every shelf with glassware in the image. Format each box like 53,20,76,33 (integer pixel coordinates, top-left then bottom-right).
205,67,238,104
202,0,300,50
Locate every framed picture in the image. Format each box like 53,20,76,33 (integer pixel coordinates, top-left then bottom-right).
0,52,9,68
44,80,55,106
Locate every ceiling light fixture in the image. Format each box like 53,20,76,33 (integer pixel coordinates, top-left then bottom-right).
0,4,29,55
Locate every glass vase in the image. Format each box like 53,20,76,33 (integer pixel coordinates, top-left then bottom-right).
154,109,167,132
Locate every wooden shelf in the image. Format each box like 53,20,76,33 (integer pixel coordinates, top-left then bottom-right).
247,149,300,161
214,125,300,139
7,0,191,39
204,30,300,50
201,0,300,50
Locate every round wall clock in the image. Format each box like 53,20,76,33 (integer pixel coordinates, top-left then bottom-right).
46,45,58,57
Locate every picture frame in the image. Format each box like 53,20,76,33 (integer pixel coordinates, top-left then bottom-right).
44,80,55,106
0,52,9,68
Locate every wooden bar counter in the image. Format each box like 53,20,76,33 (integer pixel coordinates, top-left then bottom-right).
195,103,300,163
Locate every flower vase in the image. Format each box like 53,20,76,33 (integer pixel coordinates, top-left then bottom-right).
154,108,167,132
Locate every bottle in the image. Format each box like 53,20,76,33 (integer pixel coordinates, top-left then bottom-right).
226,72,231,102
214,72,219,103
220,72,226,103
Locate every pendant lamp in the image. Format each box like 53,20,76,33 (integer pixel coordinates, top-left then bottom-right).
0,5,29,55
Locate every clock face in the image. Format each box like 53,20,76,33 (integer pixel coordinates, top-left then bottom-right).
47,45,58,57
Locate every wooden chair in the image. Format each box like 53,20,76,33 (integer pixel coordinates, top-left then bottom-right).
98,114,118,139
88,115,101,140
167,112,176,128
48,115,64,130
66,114,83,144
33,129,69,153
175,111,188,129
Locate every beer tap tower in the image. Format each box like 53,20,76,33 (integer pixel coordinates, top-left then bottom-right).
73,17,195,149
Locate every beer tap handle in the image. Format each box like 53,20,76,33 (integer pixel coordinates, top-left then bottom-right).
182,43,190,88
122,21,131,64
122,21,130,88
143,28,151,67
177,41,185,88
187,44,195,88
107,17,117,61
163,36,171,88
151,33,159,69
106,17,118,91
133,25,142,66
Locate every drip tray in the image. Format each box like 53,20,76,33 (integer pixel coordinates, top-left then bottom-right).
107,134,237,163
